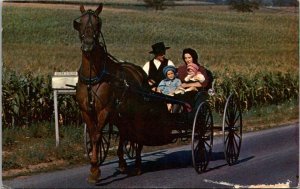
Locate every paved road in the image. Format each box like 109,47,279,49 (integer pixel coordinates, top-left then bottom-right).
3,123,299,188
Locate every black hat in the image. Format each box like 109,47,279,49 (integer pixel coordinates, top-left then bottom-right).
149,42,170,54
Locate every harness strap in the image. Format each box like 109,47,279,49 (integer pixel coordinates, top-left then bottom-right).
114,68,130,109
78,65,108,85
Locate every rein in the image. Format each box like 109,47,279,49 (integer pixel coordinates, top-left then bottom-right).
77,28,130,111
75,9,158,112
74,9,108,86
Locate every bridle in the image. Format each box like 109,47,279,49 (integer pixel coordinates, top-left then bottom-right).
73,9,103,52
73,9,108,86
73,7,152,113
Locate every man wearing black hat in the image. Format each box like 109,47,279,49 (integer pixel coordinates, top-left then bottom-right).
143,42,175,91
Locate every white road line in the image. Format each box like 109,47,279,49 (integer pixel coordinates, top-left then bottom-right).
203,179,291,188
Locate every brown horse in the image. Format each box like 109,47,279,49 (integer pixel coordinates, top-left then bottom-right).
74,4,181,183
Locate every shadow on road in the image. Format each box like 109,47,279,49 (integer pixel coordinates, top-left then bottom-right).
96,150,170,186
97,149,255,186
96,169,133,186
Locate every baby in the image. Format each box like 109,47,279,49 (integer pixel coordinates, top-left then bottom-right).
175,63,205,94
185,63,205,83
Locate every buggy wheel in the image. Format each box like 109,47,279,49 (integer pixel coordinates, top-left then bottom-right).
191,101,213,173
84,123,112,166
222,93,243,165
123,140,137,159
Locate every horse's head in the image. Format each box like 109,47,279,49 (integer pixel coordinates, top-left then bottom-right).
73,4,103,52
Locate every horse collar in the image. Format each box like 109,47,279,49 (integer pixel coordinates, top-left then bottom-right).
78,65,107,85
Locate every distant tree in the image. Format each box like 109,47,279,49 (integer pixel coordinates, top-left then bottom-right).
143,0,166,10
229,0,260,12
291,0,299,7
290,0,299,12
272,0,299,6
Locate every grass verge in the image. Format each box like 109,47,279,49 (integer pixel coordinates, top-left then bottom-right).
2,99,298,179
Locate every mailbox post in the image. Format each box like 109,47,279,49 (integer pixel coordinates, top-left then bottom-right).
52,72,78,147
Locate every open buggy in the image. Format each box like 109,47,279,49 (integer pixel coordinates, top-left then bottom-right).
83,69,243,174
74,3,243,182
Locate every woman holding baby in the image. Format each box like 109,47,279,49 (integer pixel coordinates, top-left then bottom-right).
173,48,210,112
177,48,209,90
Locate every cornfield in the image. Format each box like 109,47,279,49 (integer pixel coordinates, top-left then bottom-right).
2,69,81,127
211,71,299,113
2,69,298,128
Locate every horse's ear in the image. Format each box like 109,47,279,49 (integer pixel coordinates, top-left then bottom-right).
94,3,103,16
80,4,85,13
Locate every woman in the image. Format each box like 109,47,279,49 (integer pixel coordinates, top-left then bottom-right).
174,48,209,112
177,48,209,90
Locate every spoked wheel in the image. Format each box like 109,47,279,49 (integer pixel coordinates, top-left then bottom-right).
123,140,137,159
191,101,213,173
84,123,113,166
222,93,243,165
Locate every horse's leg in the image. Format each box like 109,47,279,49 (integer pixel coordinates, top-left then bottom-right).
82,112,101,183
89,136,101,184
91,109,110,181
117,132,127,173
134,144,143,175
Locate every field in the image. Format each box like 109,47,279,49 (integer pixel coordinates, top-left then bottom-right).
3,2,298,77
2,2,299,178
2,2,299,125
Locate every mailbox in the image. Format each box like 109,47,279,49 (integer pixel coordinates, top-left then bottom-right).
52,72,78,146
52,72,78,93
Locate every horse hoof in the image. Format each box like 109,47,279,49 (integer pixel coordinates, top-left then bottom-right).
134,168,142,176
119,166,127,174
87,176,98,184
118,162,127,174
87,170,100,184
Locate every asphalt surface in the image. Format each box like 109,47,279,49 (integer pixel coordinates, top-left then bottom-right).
3,123,299,188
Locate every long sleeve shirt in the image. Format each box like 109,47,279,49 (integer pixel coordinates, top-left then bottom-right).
158,78,182,95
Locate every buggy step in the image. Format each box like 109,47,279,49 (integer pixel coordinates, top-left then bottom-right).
193,135,212,141
212,126,241,132
213,126,222,130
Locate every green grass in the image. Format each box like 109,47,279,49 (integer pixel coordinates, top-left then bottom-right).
3,4,298,77
243,99,299,131
2,122,86,174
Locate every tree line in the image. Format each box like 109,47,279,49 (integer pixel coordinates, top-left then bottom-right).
143,0,299,11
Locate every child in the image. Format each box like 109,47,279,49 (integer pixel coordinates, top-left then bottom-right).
175,63,205,94
157,65,182,111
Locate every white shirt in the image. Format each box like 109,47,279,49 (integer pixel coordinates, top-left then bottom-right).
143,59,175,75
